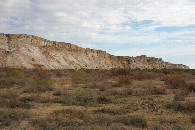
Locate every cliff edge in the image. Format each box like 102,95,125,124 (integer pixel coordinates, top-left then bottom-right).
0,33,189,69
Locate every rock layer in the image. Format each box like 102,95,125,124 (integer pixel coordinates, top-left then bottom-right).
0,33,189,69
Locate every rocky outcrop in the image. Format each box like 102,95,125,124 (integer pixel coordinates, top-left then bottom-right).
0,33,189,69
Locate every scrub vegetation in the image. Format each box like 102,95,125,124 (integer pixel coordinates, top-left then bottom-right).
0,68,195,129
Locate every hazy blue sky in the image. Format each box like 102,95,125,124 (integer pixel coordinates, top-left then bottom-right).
0,0,194,68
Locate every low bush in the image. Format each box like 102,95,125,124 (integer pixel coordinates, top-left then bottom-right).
0,90,21,108
174,94,185,101
72,70,86,84
161,69,174,75
187,83,195,92
32,109,86,129
53,89,68,96
111,82,123,87
93,115,112,126
166,101,195,112
21,94,60,104
20,95,40,102
186,102,195,112
6,68,25,78
106,89,133,97
150,124,162,130
86,81,112,91
0,69,6,77
59,89,113,106
0,78,27,88
38,71,51,80
118,75,133,85
128,115,147,128
151,87,166,95
0,108,30,126
32,118,55,130
115,115,147,128
172,125,184,130
51,109,87,120
58,78,69,85
24,80,53,93
110,68,131,76
32,117,82,129
58,95,75,105
74,90,98,106
163,74,186,89
96,95,112,104
191,115,195,124
166,101,185,111
0,90,32,109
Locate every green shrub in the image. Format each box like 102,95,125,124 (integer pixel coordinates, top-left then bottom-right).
0,108,30,126
24,80,53,93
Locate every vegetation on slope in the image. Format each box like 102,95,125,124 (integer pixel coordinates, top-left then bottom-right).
0,68,195,129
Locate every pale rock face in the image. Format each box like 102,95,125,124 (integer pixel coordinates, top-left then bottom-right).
0,33,190,70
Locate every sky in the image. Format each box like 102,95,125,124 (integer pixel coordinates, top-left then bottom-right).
0,0,194,68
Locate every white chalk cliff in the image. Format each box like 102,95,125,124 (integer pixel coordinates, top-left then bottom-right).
0,33,189,69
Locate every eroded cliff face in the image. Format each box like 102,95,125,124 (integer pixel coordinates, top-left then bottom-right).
0,33,189,69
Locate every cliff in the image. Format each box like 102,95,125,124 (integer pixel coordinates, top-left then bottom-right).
0,33,189,69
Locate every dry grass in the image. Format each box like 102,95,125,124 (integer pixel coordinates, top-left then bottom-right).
0,68,194,129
